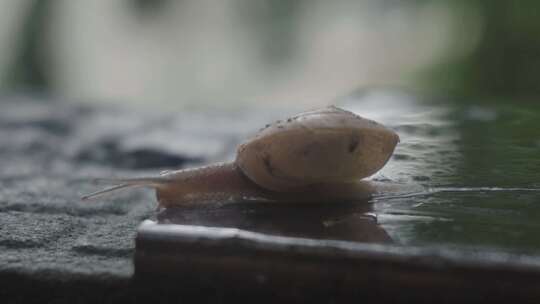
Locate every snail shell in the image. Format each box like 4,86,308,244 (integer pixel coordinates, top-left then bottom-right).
82,106,399,207
237,106,399,191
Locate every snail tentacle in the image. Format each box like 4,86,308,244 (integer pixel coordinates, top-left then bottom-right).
81,177,171,200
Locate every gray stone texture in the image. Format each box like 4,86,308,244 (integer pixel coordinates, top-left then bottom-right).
0,96,280,301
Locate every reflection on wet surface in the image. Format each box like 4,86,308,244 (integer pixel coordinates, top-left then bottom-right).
157,201,392,244
344,91,540,253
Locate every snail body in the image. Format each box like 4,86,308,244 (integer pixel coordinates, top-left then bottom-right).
82,106,399,208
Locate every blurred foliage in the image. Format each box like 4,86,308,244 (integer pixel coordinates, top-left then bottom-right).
5,0,540,100
5,0,50,91
426,0,540,100
238,0,303,67
129,0,171,20
410,101,540,253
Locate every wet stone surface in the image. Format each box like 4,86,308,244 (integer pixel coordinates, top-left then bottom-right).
0,96,271,280
0,212,77,248
0,95,406,284
2,91,540,298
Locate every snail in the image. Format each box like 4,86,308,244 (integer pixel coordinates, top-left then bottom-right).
82,106,399,208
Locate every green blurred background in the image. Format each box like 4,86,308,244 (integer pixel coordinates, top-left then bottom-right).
1,0,538,108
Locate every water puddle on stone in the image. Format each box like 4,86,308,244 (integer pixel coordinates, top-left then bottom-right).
341,90,540,254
